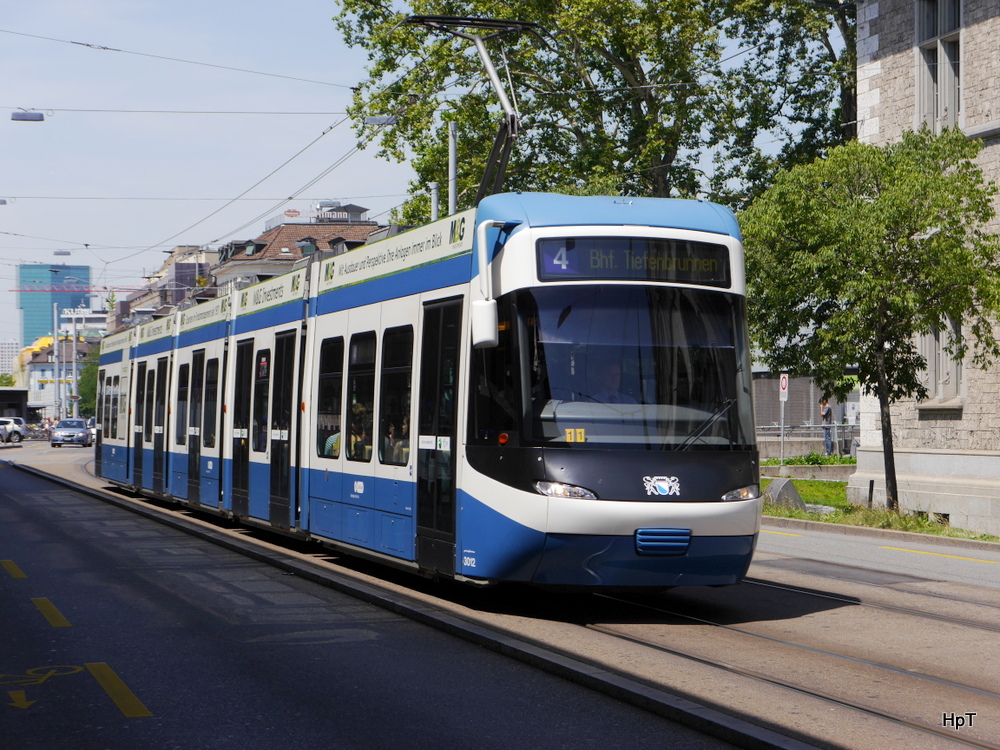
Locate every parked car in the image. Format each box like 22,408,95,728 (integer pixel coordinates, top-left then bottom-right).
50,418,92,448
0,417,24,444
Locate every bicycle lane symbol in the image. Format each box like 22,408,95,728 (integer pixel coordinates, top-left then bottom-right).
3,666,82,709
2,664,151,717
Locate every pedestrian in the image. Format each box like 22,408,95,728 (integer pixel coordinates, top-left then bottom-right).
820,398,833,456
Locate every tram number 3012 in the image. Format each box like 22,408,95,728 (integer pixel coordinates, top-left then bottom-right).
462,555,477,568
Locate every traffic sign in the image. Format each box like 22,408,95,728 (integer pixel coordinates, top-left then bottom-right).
779,373,789,402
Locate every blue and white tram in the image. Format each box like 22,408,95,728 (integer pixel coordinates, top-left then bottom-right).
98,192,761,588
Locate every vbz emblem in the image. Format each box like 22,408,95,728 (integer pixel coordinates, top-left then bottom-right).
643,476,680,497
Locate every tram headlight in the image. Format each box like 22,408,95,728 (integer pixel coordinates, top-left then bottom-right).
721,484,761,502
534,481,598,500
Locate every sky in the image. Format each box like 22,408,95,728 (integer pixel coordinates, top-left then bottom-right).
1,0,415,343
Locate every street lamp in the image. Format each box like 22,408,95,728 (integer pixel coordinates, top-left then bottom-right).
11,111,44,122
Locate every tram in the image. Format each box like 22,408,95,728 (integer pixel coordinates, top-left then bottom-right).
97,192,761,588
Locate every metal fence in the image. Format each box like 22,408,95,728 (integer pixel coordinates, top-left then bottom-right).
755,422,860,459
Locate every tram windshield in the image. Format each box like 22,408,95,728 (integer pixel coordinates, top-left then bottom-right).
469,285,754,450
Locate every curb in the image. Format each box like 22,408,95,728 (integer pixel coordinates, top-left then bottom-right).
762,515,1000,552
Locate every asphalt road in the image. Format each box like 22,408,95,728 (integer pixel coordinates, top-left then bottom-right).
757,518,1000,590
0,459,738,750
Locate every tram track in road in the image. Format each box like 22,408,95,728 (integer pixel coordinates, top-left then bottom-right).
742,577,1000,635
588,591,1000,749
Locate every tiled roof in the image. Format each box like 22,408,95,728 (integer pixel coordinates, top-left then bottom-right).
222,221,381,264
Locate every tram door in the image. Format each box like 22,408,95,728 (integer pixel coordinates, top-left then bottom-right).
269,331,297,528
231,340,254,517
151,357,169,494
132,361,147,489
187,350,205,505
416,299,462,575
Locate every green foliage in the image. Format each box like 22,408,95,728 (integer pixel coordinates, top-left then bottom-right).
75,346,100,418
711,0,857,208
763,501,1000,542
761,478,1000,541
744,127,1000,510
743,127,1000,404
762,477,850,506
0,373,15,387
762,452,856,466
333,0,855,221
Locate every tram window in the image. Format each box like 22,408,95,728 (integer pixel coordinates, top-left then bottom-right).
110,376,120,439
97,369,106,434
316,337,344,458
190,351,205,449
252,349,271,452
347,332,376,462
101,376,111,438
154,358,168,440
176,364,190,446
143,370,155,442
469,297,520,445
233,340,254,438
135,364,147,437
378,326,413,465
203,358,219,449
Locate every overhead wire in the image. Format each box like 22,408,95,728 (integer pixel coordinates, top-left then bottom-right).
1,106,346,116
0,28,356,89
4,16,784,266
113,118,353,263
2,21,455,262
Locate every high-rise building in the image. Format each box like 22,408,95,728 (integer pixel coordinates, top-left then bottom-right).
0,339,19,377
16,264,92,348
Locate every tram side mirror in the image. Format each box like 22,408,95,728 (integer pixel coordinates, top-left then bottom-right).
471,299,499,348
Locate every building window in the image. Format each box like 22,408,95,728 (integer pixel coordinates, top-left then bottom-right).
917,0,961,132
918,319,962,406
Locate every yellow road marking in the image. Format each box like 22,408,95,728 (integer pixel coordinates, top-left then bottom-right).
85,663,152,718
7,690,36,709
880,546,1000,564
762,529,802,537
2,560,26,579
30,598,71,627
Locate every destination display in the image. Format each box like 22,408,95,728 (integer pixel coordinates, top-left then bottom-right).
537,236,731,287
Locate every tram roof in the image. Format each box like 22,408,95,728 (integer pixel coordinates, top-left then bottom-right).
478,192,741,240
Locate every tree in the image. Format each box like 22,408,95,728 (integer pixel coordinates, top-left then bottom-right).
711,0,857,209
334,0,855,221
0,374,14,387
741,128,1000,511
76,347,100,418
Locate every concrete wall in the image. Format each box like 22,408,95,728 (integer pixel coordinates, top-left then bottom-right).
848,446,1000,537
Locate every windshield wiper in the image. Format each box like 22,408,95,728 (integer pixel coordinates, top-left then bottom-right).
677,398,735,451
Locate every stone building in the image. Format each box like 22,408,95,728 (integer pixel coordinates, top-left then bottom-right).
848,0,1000,535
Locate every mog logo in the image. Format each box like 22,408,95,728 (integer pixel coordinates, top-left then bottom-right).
449,216,465,244
643,476,680,497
